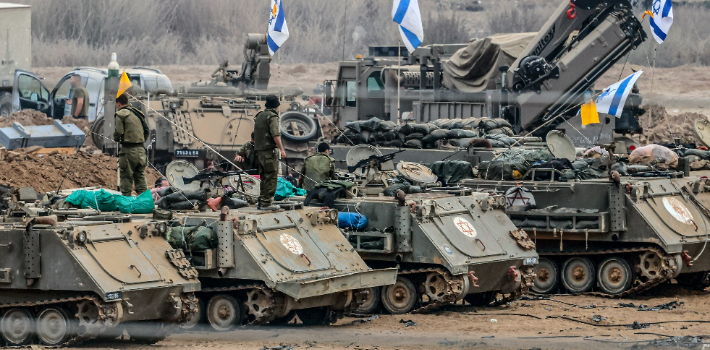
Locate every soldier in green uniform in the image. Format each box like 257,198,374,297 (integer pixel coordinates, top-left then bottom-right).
113,94,150,196
254,95,287,210
299,143,336,191
65,74,90,119
234,132,256,170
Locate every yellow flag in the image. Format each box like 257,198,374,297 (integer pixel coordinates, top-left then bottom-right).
581,99,599,126
116,71,132,98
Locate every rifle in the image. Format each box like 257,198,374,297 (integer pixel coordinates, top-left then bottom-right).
182,169,255,185
348,149,406,173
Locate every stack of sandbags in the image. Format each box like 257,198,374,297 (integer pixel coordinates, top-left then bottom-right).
335,117,517,149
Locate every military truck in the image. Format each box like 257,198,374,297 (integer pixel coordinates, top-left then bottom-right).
307,146,538,314
0,188,200,346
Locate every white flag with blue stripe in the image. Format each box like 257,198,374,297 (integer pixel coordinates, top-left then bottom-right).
650,0,673,44
392,0,424,53
267,0,289,56
595,71,643,118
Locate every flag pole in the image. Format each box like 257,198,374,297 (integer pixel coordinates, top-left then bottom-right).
398,33,402,125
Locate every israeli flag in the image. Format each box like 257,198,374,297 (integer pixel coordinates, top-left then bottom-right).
267,0,289,56
650,0,673,44
392,0,424,52
595,71,643,118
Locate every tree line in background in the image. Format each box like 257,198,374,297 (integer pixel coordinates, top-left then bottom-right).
14,0,710,68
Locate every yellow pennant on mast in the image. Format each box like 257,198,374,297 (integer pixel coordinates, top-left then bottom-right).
580,99,600,126
116,71,132,98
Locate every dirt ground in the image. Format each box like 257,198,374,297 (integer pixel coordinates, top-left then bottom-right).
0,151,161,194
70,284,710,350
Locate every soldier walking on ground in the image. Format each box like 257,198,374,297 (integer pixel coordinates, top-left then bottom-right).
254,95,287,210
114,93,150,196
65,74,90,119
299,142,335,191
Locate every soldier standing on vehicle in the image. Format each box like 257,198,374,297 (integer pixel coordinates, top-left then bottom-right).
254,95,287,210
299,142,335,191
65,74,90,119
114,93,150,196
234,132,256,170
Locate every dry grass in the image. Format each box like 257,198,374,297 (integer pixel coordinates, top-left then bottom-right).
13,0,710,68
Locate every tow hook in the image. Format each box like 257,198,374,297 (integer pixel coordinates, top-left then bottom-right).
682,251,693,267
468,271,480,288
508,266,521,282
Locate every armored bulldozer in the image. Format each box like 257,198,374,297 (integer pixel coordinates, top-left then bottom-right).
0,191,200,346
308,146,538,314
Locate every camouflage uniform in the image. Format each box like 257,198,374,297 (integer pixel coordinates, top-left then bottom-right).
301,152,335,191
236,141,256,170
114,106,150,196
253,109,280,207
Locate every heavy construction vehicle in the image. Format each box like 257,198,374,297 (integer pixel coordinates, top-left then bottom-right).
156,162,397,329
308,145,538,314
325,0,645,144
0,187,200,346
94,33,322,173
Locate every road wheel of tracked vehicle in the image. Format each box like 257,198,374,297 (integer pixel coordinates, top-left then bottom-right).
179,297,205,331
1,308,34,345
597,257,633,295
296,307,340,326
532,258,560,294
464,291,497,307
677,271,710,290
207,295,242,331
36,307,71,346
381,277,418,314
561,257,596,293
353,287,382,315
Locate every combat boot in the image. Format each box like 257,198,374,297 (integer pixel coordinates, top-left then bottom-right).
257,204,281,211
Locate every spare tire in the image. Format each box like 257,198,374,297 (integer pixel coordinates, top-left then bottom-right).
281,111,318,142
91,116,106,149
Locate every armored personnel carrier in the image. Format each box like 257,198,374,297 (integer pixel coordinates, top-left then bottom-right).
157,162,397,330
308,146,538,314
0,188,200,346
94,33,323,173
457,130,710,296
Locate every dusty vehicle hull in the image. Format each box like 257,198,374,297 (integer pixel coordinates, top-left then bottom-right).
167,206,397,329
460,175,710,295
0,218,199,346
328,192,538,314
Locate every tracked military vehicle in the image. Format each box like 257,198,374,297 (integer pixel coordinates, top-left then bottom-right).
455,128,710,296
0,188,200,346
156,162,397,329
308,146,538,314
94,33,323,173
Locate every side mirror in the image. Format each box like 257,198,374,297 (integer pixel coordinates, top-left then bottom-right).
30,92,39,102
324,81,333,107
